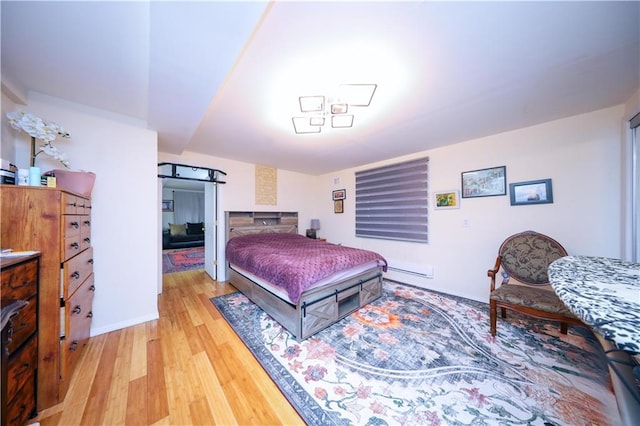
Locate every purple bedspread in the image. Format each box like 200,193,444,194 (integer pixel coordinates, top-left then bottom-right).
226,233,387,304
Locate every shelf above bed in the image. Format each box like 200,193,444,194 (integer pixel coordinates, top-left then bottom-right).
227,211,297,227
225,211,299,240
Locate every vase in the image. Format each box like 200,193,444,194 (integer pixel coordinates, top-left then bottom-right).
28,166,41,186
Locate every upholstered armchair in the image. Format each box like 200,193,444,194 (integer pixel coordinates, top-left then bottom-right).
487,230,584,336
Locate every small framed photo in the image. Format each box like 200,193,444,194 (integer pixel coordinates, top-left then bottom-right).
334,199,344,213
332,189,346,200
461,166,506,198
433,190,461,209
509,179,553,206
162,200,174,212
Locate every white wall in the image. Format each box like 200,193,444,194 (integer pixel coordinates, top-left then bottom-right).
2,92,160,336
1,92,20,165
316,106,626,302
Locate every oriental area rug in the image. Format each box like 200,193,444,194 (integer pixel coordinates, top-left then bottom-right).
162,246,204,273
211,280,622,426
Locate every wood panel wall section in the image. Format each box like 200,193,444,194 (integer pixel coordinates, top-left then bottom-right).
0,185,94,412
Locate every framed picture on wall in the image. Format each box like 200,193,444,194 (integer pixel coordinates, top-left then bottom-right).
509,179,553,205
162,200,174,212
433,190,461,209
332,189,346,200
461,166,506,198
334,199,344,213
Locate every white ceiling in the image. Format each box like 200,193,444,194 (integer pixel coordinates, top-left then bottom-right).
2,1,639,175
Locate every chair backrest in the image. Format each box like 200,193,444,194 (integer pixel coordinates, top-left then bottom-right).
499,230,568,286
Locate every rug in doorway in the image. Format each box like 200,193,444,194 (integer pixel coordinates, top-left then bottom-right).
211,280,620,425
162,246,204,273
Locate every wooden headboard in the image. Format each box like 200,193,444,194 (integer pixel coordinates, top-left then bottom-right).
225,211,298,241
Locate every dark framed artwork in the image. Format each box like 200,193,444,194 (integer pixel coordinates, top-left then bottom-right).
461,166,506,198
162,200,174,212
334,199,344,213
332,189,346,200
509,179,553,206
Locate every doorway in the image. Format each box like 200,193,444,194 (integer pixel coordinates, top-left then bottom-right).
161,178,206,273
157,162,226,293
159,177,218,286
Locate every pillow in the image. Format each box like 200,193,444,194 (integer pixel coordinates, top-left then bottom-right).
186,222,204,235
169,223,187,236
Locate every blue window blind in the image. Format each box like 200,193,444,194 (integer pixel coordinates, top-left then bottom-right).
355,157,429,243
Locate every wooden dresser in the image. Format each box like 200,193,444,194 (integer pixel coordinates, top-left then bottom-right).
0,186,95,411
1,252,40,426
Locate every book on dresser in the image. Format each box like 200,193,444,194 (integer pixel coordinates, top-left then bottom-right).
0,185,95,412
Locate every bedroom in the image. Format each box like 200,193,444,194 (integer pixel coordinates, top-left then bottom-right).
0,1,638,424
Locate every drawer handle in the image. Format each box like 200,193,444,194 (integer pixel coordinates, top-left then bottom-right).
70,242,79,250
10,279,31,290
88,258,94,264
84,220,91,226
70,221,79,229
72,305,82,315
67,202,77,207
79,204,85,208
71,271,80,280
87,311,93,319
89,285,96,292
84,237,91,243
69,340,79,351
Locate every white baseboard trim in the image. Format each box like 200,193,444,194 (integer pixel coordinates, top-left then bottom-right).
90,312,159,337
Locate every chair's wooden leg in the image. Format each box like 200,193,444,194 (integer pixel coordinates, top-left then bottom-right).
560,322,568,334
490,301,497,336
500,307,506,319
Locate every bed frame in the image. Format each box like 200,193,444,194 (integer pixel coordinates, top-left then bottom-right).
225,211,384,340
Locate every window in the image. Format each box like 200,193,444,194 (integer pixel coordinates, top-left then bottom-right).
355,157,429,242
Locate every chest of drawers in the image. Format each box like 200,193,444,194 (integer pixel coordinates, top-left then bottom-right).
0,186,95,411
1,253,40,426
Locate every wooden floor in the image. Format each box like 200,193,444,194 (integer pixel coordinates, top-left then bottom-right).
33,269,304,426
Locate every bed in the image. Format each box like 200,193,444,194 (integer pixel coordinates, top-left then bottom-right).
225,211,387,340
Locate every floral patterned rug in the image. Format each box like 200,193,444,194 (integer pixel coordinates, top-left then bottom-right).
211,280,621,425
162,246,204,273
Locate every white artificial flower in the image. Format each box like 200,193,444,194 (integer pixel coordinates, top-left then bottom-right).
6,110,72,168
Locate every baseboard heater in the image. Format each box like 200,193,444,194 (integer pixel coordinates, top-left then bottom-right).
386,260,433,278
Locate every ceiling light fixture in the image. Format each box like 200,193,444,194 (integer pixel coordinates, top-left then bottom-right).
292,84,376,134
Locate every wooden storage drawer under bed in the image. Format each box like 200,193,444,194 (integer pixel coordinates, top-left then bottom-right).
301,274,383,338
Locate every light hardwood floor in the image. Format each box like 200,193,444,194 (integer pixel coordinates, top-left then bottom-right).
33,270,304,426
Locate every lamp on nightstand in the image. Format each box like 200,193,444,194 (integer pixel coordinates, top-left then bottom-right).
306,219,320,239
